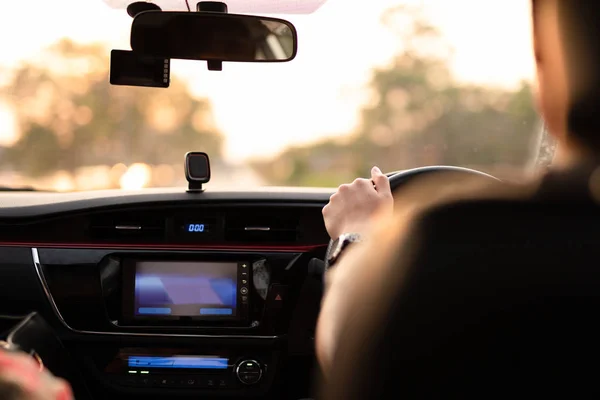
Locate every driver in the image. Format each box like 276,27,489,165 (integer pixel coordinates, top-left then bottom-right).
317,0,600,396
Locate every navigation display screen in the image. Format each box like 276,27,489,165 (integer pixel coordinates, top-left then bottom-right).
133,261,238,318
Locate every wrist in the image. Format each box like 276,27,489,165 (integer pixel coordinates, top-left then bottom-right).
340,218,379,239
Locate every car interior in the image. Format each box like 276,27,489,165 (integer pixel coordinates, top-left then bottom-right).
1,0,589,399
0,3,350,398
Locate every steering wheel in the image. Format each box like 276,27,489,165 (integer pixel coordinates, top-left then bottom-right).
386,165,499,189
323,165,500,270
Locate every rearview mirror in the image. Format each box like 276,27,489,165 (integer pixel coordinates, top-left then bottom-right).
130,11,298,62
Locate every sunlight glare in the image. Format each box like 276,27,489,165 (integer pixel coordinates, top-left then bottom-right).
0,103,18,146
120,163,152,190
51,171,76,192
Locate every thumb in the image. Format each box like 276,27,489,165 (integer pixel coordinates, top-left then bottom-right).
371,166,391,196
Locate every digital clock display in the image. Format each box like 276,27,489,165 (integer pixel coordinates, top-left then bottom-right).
185,223,208,233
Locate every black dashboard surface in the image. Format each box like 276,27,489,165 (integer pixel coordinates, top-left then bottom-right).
0,187,333,217
0,187,333,399
0,188,332,249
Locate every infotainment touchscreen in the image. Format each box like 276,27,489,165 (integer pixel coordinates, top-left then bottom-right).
122,260,249,323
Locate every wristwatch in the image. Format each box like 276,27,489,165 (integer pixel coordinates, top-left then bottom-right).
326,233,362,268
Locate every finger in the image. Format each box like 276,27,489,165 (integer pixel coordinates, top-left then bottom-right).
371,166,392,196
337,183,350,192
352,178,373,190
328,191,341,204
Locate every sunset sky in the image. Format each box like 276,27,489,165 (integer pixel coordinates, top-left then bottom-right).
0,0,534,163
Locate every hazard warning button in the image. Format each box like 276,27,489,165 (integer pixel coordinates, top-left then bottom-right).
267,284,288,310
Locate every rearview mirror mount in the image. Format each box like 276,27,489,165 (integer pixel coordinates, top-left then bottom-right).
197,1,229,71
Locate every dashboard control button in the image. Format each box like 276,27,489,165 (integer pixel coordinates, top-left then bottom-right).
239,372,261,384
185,378,197,386
239,360,259,373
240,287,249,295
236,360,263,385
140,376,152,386
121,376,137,386
267,284,288,310
173,377,186,387
150,376,161,385
158,376,174,386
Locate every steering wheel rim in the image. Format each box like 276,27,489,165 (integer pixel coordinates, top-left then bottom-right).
324,165,500,270
386,165,500,192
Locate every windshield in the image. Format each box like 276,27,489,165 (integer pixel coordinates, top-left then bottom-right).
0,0,538,191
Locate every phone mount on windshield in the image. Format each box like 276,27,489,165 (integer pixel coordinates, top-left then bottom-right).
185,152,211,193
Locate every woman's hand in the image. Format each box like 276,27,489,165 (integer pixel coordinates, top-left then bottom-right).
322,166,393,240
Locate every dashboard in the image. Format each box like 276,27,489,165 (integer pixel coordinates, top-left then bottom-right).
0,187,332,400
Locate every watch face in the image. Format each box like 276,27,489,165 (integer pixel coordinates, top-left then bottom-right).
327,233,361,268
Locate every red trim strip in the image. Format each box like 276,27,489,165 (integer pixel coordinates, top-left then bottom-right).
0,242,327,252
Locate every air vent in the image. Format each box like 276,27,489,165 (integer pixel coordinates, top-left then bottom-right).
225,215,299,243
88,211,166,242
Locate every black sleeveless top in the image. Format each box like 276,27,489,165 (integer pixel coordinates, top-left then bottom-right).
320,164,600,399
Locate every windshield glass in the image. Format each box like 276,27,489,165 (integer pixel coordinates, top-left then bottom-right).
0,0,537,190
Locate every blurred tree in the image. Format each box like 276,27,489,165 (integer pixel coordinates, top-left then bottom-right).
252,5,538,186
1,39,222,177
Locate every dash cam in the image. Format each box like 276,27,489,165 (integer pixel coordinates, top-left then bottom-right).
109,50,170,88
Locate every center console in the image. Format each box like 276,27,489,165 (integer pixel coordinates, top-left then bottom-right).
36,247,322,398
38,249,304,335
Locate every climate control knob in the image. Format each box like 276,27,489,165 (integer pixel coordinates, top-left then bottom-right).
236,359,263,385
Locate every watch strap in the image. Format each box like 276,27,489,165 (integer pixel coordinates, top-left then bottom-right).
326,233,361,269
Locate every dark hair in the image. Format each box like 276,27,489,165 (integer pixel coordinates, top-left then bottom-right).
557,2,600,151
531,0,538,18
